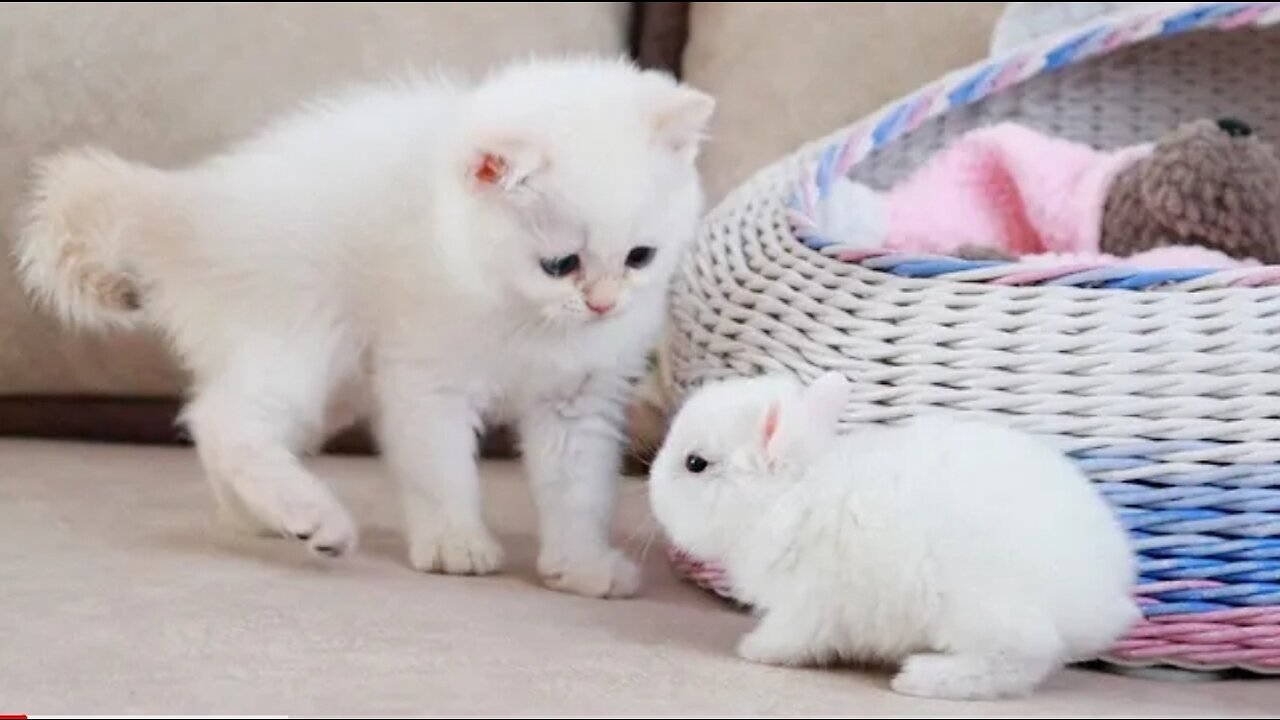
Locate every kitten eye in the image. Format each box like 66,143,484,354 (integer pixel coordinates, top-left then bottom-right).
684,453,710,474
625,246,656,270
540,254,580,278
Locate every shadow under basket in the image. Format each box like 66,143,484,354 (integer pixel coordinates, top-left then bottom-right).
663,2,1280,675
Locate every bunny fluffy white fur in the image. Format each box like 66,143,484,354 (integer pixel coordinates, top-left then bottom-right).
649,372,1139,699
16,56,714,598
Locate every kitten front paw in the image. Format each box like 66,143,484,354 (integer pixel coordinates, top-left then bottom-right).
538,546,640,598
410,525,504,575
260,480,359,558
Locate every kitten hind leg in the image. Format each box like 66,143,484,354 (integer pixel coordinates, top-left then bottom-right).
185,347,357,557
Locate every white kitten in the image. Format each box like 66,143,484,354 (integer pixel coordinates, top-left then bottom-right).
649,372,1139,699
16,55,714,598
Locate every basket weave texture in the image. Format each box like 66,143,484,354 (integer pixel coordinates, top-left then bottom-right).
665,2,1280,674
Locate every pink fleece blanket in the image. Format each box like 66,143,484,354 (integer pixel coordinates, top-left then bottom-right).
818,122,1251,269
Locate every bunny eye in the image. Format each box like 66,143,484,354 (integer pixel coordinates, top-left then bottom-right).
684,453,710,474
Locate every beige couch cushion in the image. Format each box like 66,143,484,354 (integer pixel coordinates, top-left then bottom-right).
0,2,629,396
684,2,1006,203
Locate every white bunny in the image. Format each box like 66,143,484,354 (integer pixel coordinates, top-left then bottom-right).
649,372,1139,700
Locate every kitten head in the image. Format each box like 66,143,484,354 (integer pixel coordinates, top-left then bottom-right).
455,56,714,326
648,372,850,559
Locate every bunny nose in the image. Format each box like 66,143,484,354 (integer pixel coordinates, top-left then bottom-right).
1217,117,1253,137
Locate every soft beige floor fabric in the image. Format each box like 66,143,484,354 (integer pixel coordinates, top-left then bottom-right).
2,440,1276,716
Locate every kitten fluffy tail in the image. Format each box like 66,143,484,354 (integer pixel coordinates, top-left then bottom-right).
14,148,179,329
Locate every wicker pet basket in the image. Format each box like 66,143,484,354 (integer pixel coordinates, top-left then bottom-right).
665,2,1280,674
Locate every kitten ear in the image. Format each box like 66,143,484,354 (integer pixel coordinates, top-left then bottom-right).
466,136,547,194
651,85,716,160
762,372,850,468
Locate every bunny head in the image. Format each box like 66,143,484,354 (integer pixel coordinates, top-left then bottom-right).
647,371,851,560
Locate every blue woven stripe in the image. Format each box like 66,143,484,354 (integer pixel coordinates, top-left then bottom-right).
867,258,1005,277
871,102,912,148
1139,556,1280,582
1045,266,1152,287
1154,583,1280,606
815,144,840,200
1131,533,1280,560
947,64,1001,106
1120,508,1280,537
1142,601,1231,616
1162,2,1251,33
862,258,1220,290
1145,469,1280,489
1098,483,1280,512
1104,268,1217,289
1043,25,1110,70
1073,455,1280,490
1077,457,1154,474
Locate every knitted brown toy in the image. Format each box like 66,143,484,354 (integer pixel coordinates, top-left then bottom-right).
959,118,1280,265
1101,117,1280,264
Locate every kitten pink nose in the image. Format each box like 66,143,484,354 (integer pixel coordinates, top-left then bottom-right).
587,298,615,315
585,280,619,315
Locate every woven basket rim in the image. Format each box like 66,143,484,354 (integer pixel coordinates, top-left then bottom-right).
785,1,1280,292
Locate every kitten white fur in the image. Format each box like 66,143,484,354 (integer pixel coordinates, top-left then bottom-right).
649,373,1139,699
16,56,714,598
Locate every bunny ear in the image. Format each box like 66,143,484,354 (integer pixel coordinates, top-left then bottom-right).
762,372,850,467
762,401,781,446
803,371,851,434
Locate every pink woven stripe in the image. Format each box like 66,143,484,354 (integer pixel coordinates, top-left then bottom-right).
1111,646,1280,666
1156,607,1280,625
1176,649,1280,666
1115,641,1251,655
833,250,884,263
1219,2,1276,28
835,126,868,177
1126,622,1280,646
992,262,1104,286
1232,266,1280,287
989,56,1030,94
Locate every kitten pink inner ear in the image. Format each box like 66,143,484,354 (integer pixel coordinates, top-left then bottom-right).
472,152,509,186
653,87,716,157
468,138,547,191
